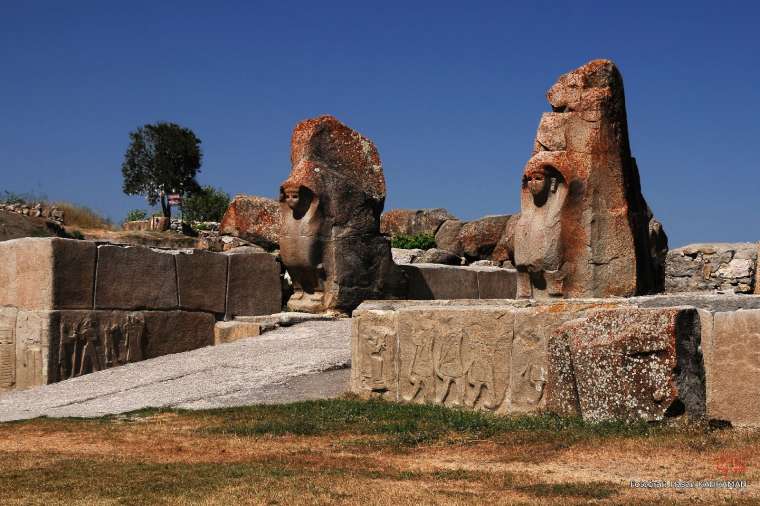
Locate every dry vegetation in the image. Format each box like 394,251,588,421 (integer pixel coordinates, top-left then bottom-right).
50,201,115,230
0,398,757,505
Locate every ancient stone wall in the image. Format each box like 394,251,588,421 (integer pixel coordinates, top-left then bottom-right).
1,202,64,224
351,294,760,425
0,238,282,390
665,243,757,294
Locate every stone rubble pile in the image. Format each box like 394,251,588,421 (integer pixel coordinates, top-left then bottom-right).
2,202,64,225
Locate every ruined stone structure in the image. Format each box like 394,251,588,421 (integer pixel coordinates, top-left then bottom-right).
352,294,760,424
0,237,281,390
513,60,667,299
279,115,405,313
666,243,756,294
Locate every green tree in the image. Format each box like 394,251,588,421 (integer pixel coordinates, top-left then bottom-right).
182,186,231,223
121,122,202,218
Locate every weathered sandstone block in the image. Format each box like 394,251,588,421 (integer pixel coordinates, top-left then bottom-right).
219,195,281,250
380,208,456,237
514,60,667,299
475,266,518,300
547,308,705,422
351,299,618,413
2,310,216,389
279,115,405,313
705,309,760,426
175,249,228,314
225,251,282,318
0,238,96,310
94,245,178,310
213,320,262,345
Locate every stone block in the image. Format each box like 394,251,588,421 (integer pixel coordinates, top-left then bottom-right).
707,309,760,426
214,321,261,345
15,310,52,389
401,264,479,300
474,267,517,299
0,238,96,310
549,308,705,422
175,249,228,314
94,245,178,310
351,308,398,400
397,307,513,412
756,243,760,294
225,252,282,318
142,311,215,358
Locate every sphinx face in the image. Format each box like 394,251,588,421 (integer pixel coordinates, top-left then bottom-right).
283,188,300,210
526,172,547,198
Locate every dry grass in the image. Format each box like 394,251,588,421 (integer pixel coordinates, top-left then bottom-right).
51,201,114,230
0,400,757,505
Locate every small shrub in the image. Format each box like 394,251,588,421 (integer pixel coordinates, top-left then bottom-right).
124,209,148,223
182,186,230,223
391,233,436,250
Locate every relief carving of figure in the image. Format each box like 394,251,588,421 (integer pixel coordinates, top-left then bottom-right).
363,326,389,392
404,323,435,402
514,164,568,298
59,318,103,379
279,172,325,313
462,334,499,410
122,313,145,363
434,330,466,406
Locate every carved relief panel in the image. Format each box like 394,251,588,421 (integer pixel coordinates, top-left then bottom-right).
0,307,18,389
397,308,513,412
55,312,146,382
352,310,398,399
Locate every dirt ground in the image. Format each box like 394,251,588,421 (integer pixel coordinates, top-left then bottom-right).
0,401,756,505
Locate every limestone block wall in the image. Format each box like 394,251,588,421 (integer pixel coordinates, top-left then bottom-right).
665,243,757,294
0,238,282,390
352,294,760,425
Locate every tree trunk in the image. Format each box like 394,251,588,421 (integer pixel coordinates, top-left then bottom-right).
161,195,171,219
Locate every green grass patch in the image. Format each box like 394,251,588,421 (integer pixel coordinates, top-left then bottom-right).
190,398,664,447
391,233,436,250
517,481,619,500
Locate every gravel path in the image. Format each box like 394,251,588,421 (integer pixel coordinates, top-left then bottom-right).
0,320,351,422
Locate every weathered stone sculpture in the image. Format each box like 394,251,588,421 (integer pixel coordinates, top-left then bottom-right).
514,59,667,299
279,115,405,313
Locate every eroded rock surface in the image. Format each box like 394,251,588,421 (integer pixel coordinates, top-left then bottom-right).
547,308,705,422
380,208,456,237
219,195,281,250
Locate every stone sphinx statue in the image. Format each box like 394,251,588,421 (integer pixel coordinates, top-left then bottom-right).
514,164,568,298
279,115,405,313
279,163,325,313
513,59,667,299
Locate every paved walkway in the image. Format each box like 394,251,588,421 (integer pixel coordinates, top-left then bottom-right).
0,320,351,422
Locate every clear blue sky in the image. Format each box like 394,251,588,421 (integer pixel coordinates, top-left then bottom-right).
1,1,758,247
